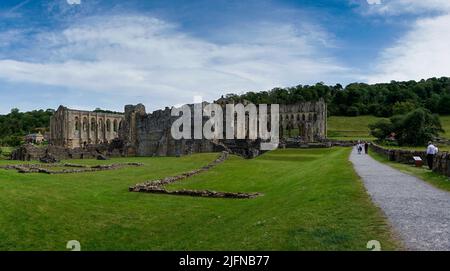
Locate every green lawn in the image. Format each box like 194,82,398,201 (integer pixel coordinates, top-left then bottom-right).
369,151,450,193
439,115,450,139
0,148,399,251
327,116,384,141
327,115,450,141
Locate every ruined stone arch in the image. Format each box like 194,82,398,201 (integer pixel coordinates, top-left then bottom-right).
83,117,88,131
113,119,118,132
99,119,104,132
74,117,80,131
91,118,96,131
106,119,111,132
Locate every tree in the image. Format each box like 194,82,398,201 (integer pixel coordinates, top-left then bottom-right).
369,108,444,146
438,94,450,114
392,101,416,115
0,108,53,146
346,106,360,116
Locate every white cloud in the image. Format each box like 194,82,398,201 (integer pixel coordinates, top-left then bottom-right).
367,14,450,83
367,0,381,5
364,0,450,15
0,15,350,109
67,0,81,5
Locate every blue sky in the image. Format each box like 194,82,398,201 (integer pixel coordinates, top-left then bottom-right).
0,0,450,113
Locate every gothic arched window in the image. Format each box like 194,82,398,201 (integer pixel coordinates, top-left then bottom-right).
74,117,80,131
91,118,96,131
113,120,118,132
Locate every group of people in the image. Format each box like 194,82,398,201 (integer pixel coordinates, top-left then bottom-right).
354,140,440,170
356,141,369,155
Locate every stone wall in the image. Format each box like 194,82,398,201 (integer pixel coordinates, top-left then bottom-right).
124,101,327,158
50,106,125,148
279,99,327,141
370,143,450,177
11,142,126,161
130,152,262,199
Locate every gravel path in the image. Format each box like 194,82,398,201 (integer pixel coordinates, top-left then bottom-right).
349,147,450,251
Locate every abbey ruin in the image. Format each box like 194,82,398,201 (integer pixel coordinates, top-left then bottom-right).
44,99,327,159
49,106,125,148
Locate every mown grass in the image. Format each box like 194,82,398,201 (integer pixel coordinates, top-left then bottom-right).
369,150,450,193
439,115,450,139
327,115,450,142
327,116,383,141
0,148,399,251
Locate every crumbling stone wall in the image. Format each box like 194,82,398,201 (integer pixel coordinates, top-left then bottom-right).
30,99,328,160
279,99,327,141
130,152,262,199
370,143,450,177
123,101,327,158
49,106,125,148
11,142,126,161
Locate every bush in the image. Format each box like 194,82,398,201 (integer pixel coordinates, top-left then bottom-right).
369,119,393,139
369,108,443,146
392,101,416,115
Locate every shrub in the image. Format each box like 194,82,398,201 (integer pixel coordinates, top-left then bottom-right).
369,108,444,146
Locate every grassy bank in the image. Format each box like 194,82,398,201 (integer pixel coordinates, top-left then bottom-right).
0,148,399,250
327,116,383,141
327,115,450,142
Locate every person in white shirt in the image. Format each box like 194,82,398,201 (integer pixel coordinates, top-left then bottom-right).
426,142,438,170
356,142,362,154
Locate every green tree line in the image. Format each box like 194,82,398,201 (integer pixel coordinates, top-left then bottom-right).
0,108,54,146
225,77,450,117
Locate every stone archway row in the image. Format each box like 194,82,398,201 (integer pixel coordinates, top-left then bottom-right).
0,162,144,174
129,151,262,199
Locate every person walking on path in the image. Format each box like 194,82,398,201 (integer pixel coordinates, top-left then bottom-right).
426,142,438,170
357,141,362,154
364,142,369,154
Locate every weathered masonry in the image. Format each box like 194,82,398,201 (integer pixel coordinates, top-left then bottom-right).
49,106,125,148
279,100,327,141
49,99,327,157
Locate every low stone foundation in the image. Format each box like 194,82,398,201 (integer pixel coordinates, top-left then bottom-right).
0,162,144,174
370,143,450,177
10,141,127,161
129,151,262,199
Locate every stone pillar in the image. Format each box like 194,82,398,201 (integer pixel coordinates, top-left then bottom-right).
121,104,146,155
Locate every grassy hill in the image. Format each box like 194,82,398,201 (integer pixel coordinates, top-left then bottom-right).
327,115,450,142
0,148,399,250
327,116,384,141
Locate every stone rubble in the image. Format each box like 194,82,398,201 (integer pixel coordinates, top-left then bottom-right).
0,162,144,174
129,151,262,199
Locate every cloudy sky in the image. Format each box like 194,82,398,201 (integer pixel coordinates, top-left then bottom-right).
0,0,449,113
